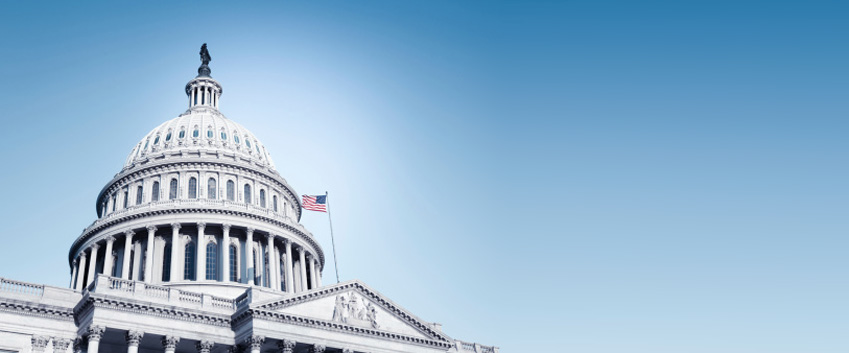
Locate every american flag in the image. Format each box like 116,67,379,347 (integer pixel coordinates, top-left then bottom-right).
302,194,327,212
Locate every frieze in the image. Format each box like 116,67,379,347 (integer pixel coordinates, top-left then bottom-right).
74,296,232,328
0,298,75,321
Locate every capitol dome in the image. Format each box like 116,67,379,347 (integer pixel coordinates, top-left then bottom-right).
69,44,324,298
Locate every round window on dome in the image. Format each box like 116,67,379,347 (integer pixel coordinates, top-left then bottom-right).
221,132,227,140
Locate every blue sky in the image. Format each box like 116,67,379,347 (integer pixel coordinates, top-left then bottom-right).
1,1,847,352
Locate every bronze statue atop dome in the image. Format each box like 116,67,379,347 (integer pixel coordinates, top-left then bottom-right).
198,43,212,77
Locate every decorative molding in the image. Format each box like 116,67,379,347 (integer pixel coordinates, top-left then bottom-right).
196,340,214,353
162,335,181,350
197,222,207,229
171,222,182,230
147,225,158,232
31,335,50,350
74,296,232,328
125,229,136,237
0,299,75,321
53,338,72,351
246,335,265,349
277,339,296,353
222,223,232,231
311,344,325,353
105,235,116,243
87,325,105,341
126,330,144,346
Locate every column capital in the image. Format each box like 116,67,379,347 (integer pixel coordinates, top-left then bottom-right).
246,335,265,349
126,330,144,346
310,344,326,353
171,222,182,230
162,335,181,350
104,235,116,243
79,251,87,259
267,233,275,241
72,259,77,266
295,246,304,253
197,222,207,229
222,223,232,231
124,229,135,237
146,225,158,232
246,227,255,234
53,338,72,351
281,238,290,245
196,340,215,353
306,254,314,261
87,325,105,341
342,349,354,353
30,335,50,350
155,235,166,242
90,243,100,251
277,339,296,353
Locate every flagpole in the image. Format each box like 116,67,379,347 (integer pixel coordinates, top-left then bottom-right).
326,191,341,283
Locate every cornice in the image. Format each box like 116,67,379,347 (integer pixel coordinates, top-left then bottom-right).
0,297,75,322
74,295,232,328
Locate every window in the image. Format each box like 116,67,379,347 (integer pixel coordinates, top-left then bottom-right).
111,253,118,277
273,195,278,212
152,181,160,202
208,178,216,199
193,128,199,138
163,244,171,282
179,129,185,139
143,139,149,150
127,251,135,280
207,129,213,138
188,177,197,199
226,180,235,201
136,185,143,205
234,135,240,144
184,243,195,280
154,135,160,145
245,139,251,148
279,255,286,291
229,245,238,282
169,179,178,200
244,184,252,204
260,190,266,208
221,131,227,140
206,242,217,280
139,248,146,281
166,131,172,141
253,249,260,285
111,194,117,212
123,190,128,208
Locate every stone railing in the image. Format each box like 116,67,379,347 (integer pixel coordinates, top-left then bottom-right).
83,198,311,238
0,277,44,297
454,340,499,353
94,275,236,311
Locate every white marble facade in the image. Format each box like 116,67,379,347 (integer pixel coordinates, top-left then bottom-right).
0,49,497,353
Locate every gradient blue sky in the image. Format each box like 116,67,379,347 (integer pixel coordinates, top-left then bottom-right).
1,1,847,352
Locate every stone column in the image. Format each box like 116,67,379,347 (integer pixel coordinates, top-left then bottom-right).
70,259,78,289
145,226,156,283
277,339,296,353
53,338,72,353
308,254,317,289
74,255,85,290
284,239,294,293
126,330,144,353
170,223,181,282
246,228,255,285
31,335,50,352
222,224,231,282
132,241,142,281
316,259,322,287
274,242,281,290
197,340,214,353
86,325,105,353
103,236,115,277
310,344,325,353
162,336,180,353
298,247,308,291
267,234,275,289
86,244,100,287
122,230,135,280
196,222,207,280
247,336,264,353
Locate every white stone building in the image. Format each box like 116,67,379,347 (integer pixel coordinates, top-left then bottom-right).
0,46,497,353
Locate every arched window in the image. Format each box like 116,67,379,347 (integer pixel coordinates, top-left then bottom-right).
229,245,238,282
154,135,160,145
234,134,240,144
169,179,178,200
162,244,172,282
273,195,278,212
260,190,266,208
206,242,217,280
207,128,213,139
136,185,143,205
220,131,227,140
179,128,186,139
152,181,160,202
226,180,235,201
188,177,197,199
123,190,129,208
244,184,252,204
245,138,251,148
184,243,195,280
166,130,172,141
192,127,199,138
208,178,216,199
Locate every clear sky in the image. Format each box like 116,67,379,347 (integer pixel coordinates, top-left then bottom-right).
0,1,847,352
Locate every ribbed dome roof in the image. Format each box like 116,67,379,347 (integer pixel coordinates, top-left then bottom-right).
123,107,275,170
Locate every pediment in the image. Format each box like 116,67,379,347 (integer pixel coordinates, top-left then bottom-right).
253,281,452,343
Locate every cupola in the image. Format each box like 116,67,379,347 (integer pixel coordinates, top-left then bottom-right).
185,43,222,109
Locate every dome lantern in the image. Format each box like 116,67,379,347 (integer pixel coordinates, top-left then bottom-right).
185,43,222,109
